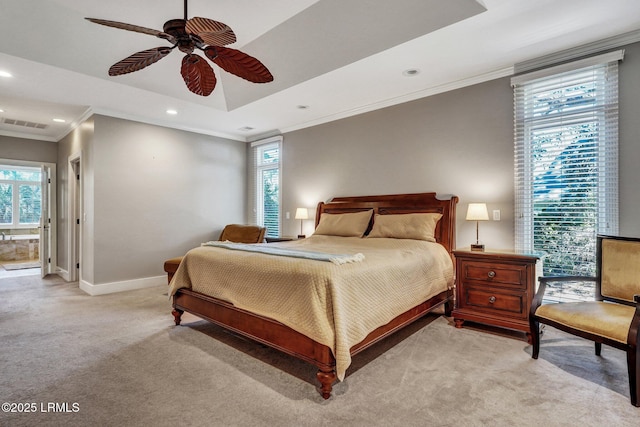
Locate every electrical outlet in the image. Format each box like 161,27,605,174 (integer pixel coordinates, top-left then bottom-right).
493,210,501,221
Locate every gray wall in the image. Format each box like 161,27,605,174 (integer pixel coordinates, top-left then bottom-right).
57,115,246,287
0,135,58,163
618,42,640,235
281,77,515,249
280,41,640,249
57,117,95,283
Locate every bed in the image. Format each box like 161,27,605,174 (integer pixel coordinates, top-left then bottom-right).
168,192,458,399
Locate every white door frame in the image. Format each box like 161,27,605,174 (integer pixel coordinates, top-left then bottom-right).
0,158,56,276
68,152,82,283
40,164,57,277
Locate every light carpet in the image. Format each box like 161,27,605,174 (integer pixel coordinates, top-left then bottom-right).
0,275,638,426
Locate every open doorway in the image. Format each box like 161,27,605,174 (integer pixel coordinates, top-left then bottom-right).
0,160,56,279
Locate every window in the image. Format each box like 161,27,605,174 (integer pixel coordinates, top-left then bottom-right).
0,166,42,228
248,136,282,237
512,51,622,299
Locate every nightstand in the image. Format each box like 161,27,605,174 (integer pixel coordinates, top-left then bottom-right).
452,249,539,342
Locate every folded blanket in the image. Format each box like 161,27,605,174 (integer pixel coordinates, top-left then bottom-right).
202,241,365,265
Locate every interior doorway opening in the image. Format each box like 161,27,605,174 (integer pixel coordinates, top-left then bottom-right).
0,159,56,279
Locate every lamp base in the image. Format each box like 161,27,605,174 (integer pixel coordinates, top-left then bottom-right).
470,244,485,251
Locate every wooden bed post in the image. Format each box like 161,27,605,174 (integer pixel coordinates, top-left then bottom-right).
172,308,184,325
316,368,337,399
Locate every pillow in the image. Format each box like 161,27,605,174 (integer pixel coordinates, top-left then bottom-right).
313,210,373,237
367,213,442,242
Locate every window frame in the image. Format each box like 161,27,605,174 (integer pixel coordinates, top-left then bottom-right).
512,51,621,280
0,165,42,229
248,136,282,238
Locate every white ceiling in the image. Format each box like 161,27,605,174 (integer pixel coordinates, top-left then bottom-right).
1,0,639,143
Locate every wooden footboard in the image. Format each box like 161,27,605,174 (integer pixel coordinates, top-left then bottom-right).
172,287,453,399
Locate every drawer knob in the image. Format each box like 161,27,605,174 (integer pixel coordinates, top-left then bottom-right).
488,296,496,304
487,271,496,278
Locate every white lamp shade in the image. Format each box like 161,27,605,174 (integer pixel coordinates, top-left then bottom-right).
466,203,489,221
295,207,309,220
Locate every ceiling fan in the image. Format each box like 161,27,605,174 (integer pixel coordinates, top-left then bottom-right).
86,0,273,96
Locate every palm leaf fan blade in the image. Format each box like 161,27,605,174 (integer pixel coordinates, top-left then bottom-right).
180,54,217,96
205,46,273,83
109,47,173,76
85,18,175,43
185,17,236,46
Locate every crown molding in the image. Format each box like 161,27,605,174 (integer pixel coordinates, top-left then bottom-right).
514,29,640,75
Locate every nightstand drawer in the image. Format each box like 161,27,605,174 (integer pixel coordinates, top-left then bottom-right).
462,287,526,318
461,261,527,289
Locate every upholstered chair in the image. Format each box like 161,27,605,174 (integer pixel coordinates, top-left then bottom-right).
163,224,266,284
529,234,640,406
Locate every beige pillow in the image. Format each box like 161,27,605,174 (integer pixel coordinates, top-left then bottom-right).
367,213,442,241
313,210,373,237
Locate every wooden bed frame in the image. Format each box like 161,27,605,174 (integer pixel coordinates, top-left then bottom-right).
171,192,458,399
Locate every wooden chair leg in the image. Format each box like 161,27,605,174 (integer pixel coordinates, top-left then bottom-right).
628,346,640,407
595,342,602,356
529,317,540,359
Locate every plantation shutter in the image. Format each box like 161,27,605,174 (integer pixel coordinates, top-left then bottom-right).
512,50,621,276
247,136,282,238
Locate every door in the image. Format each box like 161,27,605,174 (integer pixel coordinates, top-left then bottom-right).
39,164,56,277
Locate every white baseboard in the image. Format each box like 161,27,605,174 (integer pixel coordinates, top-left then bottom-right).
79,275,166,296
56,267,70,282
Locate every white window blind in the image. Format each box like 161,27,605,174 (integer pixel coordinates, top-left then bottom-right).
248,136,282,238
512,51,621,279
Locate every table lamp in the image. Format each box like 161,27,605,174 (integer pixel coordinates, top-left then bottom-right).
295,207,308,238
466,203,489,251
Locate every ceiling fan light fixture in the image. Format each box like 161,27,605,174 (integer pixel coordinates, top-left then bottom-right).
86,0,272,96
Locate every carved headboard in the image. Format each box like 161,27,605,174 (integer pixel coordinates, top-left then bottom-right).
315,192,458,254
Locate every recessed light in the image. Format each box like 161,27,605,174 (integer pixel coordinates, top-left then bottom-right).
166,109,178,115
53,118,66,123
402,68,420,77
238,126,255,132
0,70,12,78
296,105,310,110
0,109,4,113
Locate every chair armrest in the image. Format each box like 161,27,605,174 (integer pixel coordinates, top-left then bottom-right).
628,295,640,346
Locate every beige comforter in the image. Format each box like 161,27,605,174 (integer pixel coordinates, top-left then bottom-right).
169,235,453,380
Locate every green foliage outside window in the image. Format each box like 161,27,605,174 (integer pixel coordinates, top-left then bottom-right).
0,167,42,226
